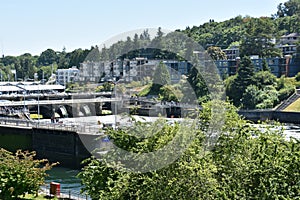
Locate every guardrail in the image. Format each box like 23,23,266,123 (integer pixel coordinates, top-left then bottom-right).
0,117,103,135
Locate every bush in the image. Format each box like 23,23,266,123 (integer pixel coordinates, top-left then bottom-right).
295,72,300,82
0,149,55,199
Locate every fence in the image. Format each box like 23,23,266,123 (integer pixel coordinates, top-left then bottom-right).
0,117,103,135
41,185,90,200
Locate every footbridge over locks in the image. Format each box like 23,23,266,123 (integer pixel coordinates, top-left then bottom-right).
0,93,116,119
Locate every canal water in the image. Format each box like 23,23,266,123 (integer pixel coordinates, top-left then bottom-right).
44,167,85,197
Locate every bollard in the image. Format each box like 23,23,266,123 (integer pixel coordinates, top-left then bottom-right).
50,182,60,196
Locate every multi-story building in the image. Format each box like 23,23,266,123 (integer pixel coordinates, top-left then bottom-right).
163,60,192,82
79,60,125,83
215,57,300,78
222,47,240,60
277,33,299,56
122,58,159,82
56,66,80,86
122,58,192,83
79,61,100,83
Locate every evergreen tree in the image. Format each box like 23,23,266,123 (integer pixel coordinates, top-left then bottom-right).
187,65,209,101
262,59,271,72
151,62,171,93
226,56,255,106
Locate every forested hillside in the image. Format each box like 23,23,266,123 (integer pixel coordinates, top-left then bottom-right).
180,0,300,57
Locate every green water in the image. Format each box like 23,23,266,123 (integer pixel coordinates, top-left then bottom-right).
0,134,31,152
45,167,82,192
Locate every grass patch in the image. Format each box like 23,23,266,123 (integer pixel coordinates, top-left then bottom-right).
18,194,58,200
138,84,152,96
284,98,300,112
101,110,112,115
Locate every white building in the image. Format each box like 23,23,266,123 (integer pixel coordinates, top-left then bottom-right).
79,58,192,83
56,66,80,85
79,61,124,83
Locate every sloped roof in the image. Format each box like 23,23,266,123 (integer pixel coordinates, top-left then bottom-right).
281,33,300,38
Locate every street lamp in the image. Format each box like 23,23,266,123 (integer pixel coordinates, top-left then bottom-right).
113,79,122,129
15,84,26,113
37,85,40,122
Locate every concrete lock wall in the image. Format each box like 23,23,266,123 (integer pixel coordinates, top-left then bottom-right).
0,125,98,169
0,126,33,152
32,128,96,169
239,110,300,124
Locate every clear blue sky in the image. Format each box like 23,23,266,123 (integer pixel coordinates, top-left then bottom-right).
0,0,286,56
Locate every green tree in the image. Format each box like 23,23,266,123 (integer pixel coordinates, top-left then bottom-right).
213,120,300,199
241,85,262,109
133,34,140,50
276,0,300,17
37,49,58,66
150,27,165,49
252,70,277,89
159,85,183,102
206,46,227,61
241,84,279,109
68,48,90,68
57,49,70,69
38,64,57,82
151,62,171,93
256,85,279,109
226,56,255,106
240,17,281,58
186,64,209,102
261,59,270,72
276,76,296,101
79,100,300,199
0,149,55,199
78,101,225,199
19,53,37,80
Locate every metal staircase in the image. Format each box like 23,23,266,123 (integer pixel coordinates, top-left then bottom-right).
275,92,300,111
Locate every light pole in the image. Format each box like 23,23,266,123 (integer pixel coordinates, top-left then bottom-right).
37,85,40,122
15,84,26,113
113,79,121,129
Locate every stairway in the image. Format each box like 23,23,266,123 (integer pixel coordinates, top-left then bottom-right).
275,92,300,111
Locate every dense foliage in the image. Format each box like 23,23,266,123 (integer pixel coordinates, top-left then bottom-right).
79,101,300,199
181,0,300,56
0,149,55,199
225,56,296,109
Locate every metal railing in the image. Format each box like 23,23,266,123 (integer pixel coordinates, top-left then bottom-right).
41,185,90,200
0,117,103,135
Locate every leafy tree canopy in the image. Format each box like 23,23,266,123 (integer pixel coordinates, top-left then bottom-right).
79,101,300,199
0,149,55,199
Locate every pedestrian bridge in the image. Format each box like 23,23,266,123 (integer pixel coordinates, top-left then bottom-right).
0,97,119,107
